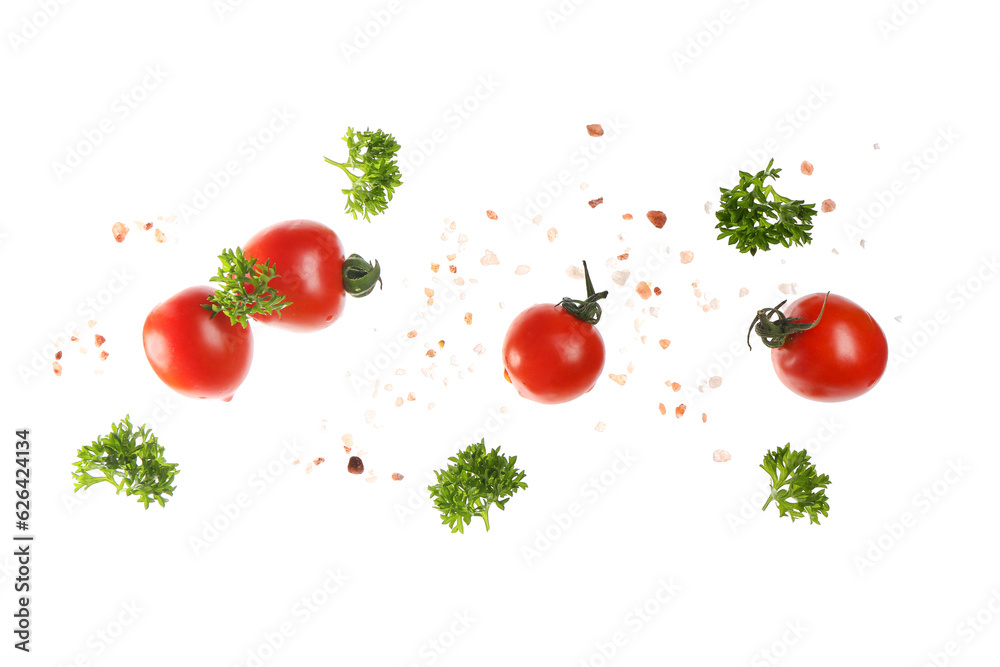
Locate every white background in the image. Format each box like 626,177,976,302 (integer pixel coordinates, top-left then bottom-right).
2,1,999,665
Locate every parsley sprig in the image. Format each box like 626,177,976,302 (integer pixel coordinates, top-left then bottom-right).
203,247,290,327
760,444,831,524
72,416,179,509
325,127,403,222
428,440,527,533
716,159,817,256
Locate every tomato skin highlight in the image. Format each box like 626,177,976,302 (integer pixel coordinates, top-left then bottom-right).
502,304,606,404
243,219,346,332
770,293,888,402
142,286,254,401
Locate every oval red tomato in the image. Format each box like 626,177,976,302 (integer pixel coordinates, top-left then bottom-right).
502,304,606,404
769,293,888,402
243,219,346,332
142,286,254,401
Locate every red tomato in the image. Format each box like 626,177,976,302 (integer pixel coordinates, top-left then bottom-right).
243,219,346,332
142,286,254,401
502,304,606,404
769,293,888,402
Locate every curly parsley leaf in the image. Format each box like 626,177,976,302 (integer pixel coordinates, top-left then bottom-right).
72,416,179,509
428,439,527,533
715,159,817,256
203,247,290,328
325,127,403,222
761,443,830,524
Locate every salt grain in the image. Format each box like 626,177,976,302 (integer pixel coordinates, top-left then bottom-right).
480,250,499,266
739,287,749,297
646,211,667,229
515,265,531,275
636,282,652,300
486,210,498,220
821,199,836,213
532,215,542,225
586,124,604,137
708,376,722,389
659,339,670,349
112,222,129,243
713,450,731,462
154,229,166,243
675,404,687,418
611,270,630,286
622,213,633,220
658,403,667,415
800,161,814,176
679,251,694,264
566,265,584,280
608,373,627,386
595,422,606,432
547,228,558,242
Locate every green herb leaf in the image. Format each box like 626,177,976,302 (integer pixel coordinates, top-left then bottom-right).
324,127,403,222
715,159,817,256
427,439,527,533
202,247,291,327
760,443,830,524
72,416,179,509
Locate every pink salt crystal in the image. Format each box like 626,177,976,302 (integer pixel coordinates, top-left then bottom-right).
112,222,129,243
546,228,558,242
515,265,531,275
713,450,731,463
821,199,836,213
480,250,499,266
679,251,694,264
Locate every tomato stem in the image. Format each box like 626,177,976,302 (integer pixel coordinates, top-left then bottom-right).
342,253,382,298
747,291,830,350
558,260,609,325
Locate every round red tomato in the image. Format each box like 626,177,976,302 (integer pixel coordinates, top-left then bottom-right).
766,293,888,402
503,304,606,404
243,219,346,332
142,286,254,401
502,263,608,405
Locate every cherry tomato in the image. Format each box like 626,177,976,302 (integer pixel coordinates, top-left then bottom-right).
502,262,607,404
243,219,346,333
142,286,253,401
763,292,888,402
